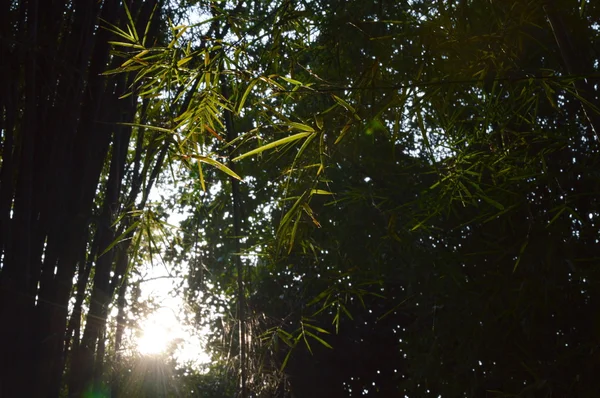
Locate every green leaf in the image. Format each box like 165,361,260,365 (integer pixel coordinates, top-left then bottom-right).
307,288,332,307
187,155,241,181
410,212,437,231
480,194,504,210
280,76,304,86
142,3,158,46
278,192,307,236
547,206,566,228
119,122,173,134
315,114,324,130
177,56,193,67
288,211,302,254
287,122,315,132
305,331,333,349
310,189,334,195
197,160,206,192
302,323,330,334
102,20,135,42
332,95,356,114
108,41,145,49
339,303,353,321
168,25,188,49
280,346,295,372
302,330,313,354
259,75,286,91
334,122,353,144
277,329,294,347
513,239,529,273
237,78,259,114
99,220,140,258
233,132,312,161
123,2,139,43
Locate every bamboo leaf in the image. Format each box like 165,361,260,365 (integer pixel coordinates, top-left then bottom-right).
411,212,437,231
334,122,353,144
302,323,330,334
123,2,139,43
339,303,354,320
142,3,158,46
332,95,356,114
204,124,226,142
197,160,206,192
259,75,286,91
120,122,173,134
513,239,529,272
302,330,313,354
277,329,294,347
333,311,340,334
108,41,145,49
302,203,321,228
233,132,312,161
307,288,332,307
547,206,566,227
237,78,259,114
280,346,295,371
287,122,315,132
177,56,193,67
310,189,334,195
280,76,304,86
480,194,504,210
102,20,135,41
305,331,333,349
278,192,308,236
315,114,324,130
99,220,139,258
288,212,302,254
188,154,241,180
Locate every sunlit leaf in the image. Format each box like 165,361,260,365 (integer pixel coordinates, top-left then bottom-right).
99,220,140,258
237,78,259,114
287,122,315,132
177,56,193,67
123,2,139,43
232,132,312,161
187,154,241,180
310,189,334,195
108,41,145,49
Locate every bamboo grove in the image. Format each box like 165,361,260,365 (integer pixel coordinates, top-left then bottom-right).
1,0,600,396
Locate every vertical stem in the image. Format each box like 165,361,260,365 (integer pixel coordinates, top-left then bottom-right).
221,66,247,398
212,2,247,393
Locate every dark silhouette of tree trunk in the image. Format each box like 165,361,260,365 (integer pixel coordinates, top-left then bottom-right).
0,0,163,396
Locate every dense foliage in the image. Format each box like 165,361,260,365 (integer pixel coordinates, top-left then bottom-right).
2,0,600,397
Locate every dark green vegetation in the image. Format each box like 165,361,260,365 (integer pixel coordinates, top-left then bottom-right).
1,0,600,396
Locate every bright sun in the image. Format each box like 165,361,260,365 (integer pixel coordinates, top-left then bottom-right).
134,305,213,366
136,308,180,355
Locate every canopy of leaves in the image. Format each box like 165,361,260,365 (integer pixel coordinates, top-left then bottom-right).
134,0,600,396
